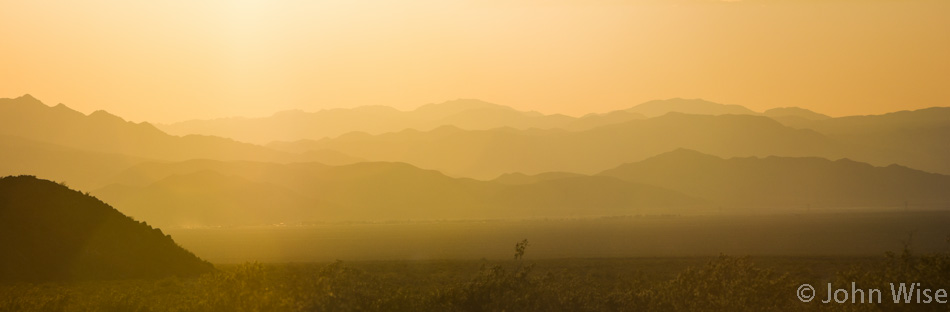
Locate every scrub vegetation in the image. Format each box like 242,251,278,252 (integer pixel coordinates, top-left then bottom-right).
2,241,948,312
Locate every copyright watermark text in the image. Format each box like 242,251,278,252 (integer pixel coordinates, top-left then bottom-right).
798,282,948,304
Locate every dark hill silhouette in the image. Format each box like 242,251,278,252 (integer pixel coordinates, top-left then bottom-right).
92,161,701,227
0,95,360,165
0,175,213,281
267,113,843,179
599,149,950,209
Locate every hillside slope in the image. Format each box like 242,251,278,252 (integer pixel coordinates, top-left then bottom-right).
0,176,213,281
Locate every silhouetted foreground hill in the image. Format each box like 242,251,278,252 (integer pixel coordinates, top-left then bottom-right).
600,149,950,209
0,176,213,281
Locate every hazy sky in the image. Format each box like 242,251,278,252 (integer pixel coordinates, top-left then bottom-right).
1,0,948,123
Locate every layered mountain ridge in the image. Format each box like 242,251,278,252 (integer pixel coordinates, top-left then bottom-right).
2,94,948,229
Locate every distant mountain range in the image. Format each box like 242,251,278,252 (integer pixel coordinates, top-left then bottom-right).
266,113,845,179
159,100,574,144
0,95,363,189
158,98,837,144
92,161,701,227
0,95,271,161
0,175,212,281
158,99,647,144
2,94,948,227
763,106,831,121
3,93,947,182
624,98,760,117
498,149,950,210
599,149,950,208
89,149,950,227
260,102,949,178
774,107,950,175
0,134,147,190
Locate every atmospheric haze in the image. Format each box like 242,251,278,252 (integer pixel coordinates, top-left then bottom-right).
1,1,949,310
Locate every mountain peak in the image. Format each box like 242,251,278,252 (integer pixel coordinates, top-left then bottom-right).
351,105,400,114
5,94,45,108
88,110,127,123
438,98,502,108
627,98,758,118
764,107,830,120
49,103,85,118
649,148,722,162
414,99,512,116
0,95,64,116
16,94,40,102
272,109,307,117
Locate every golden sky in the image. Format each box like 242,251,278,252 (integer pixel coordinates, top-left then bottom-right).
1,0,948,123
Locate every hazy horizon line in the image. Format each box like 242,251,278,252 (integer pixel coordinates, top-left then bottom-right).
8,93,946,125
